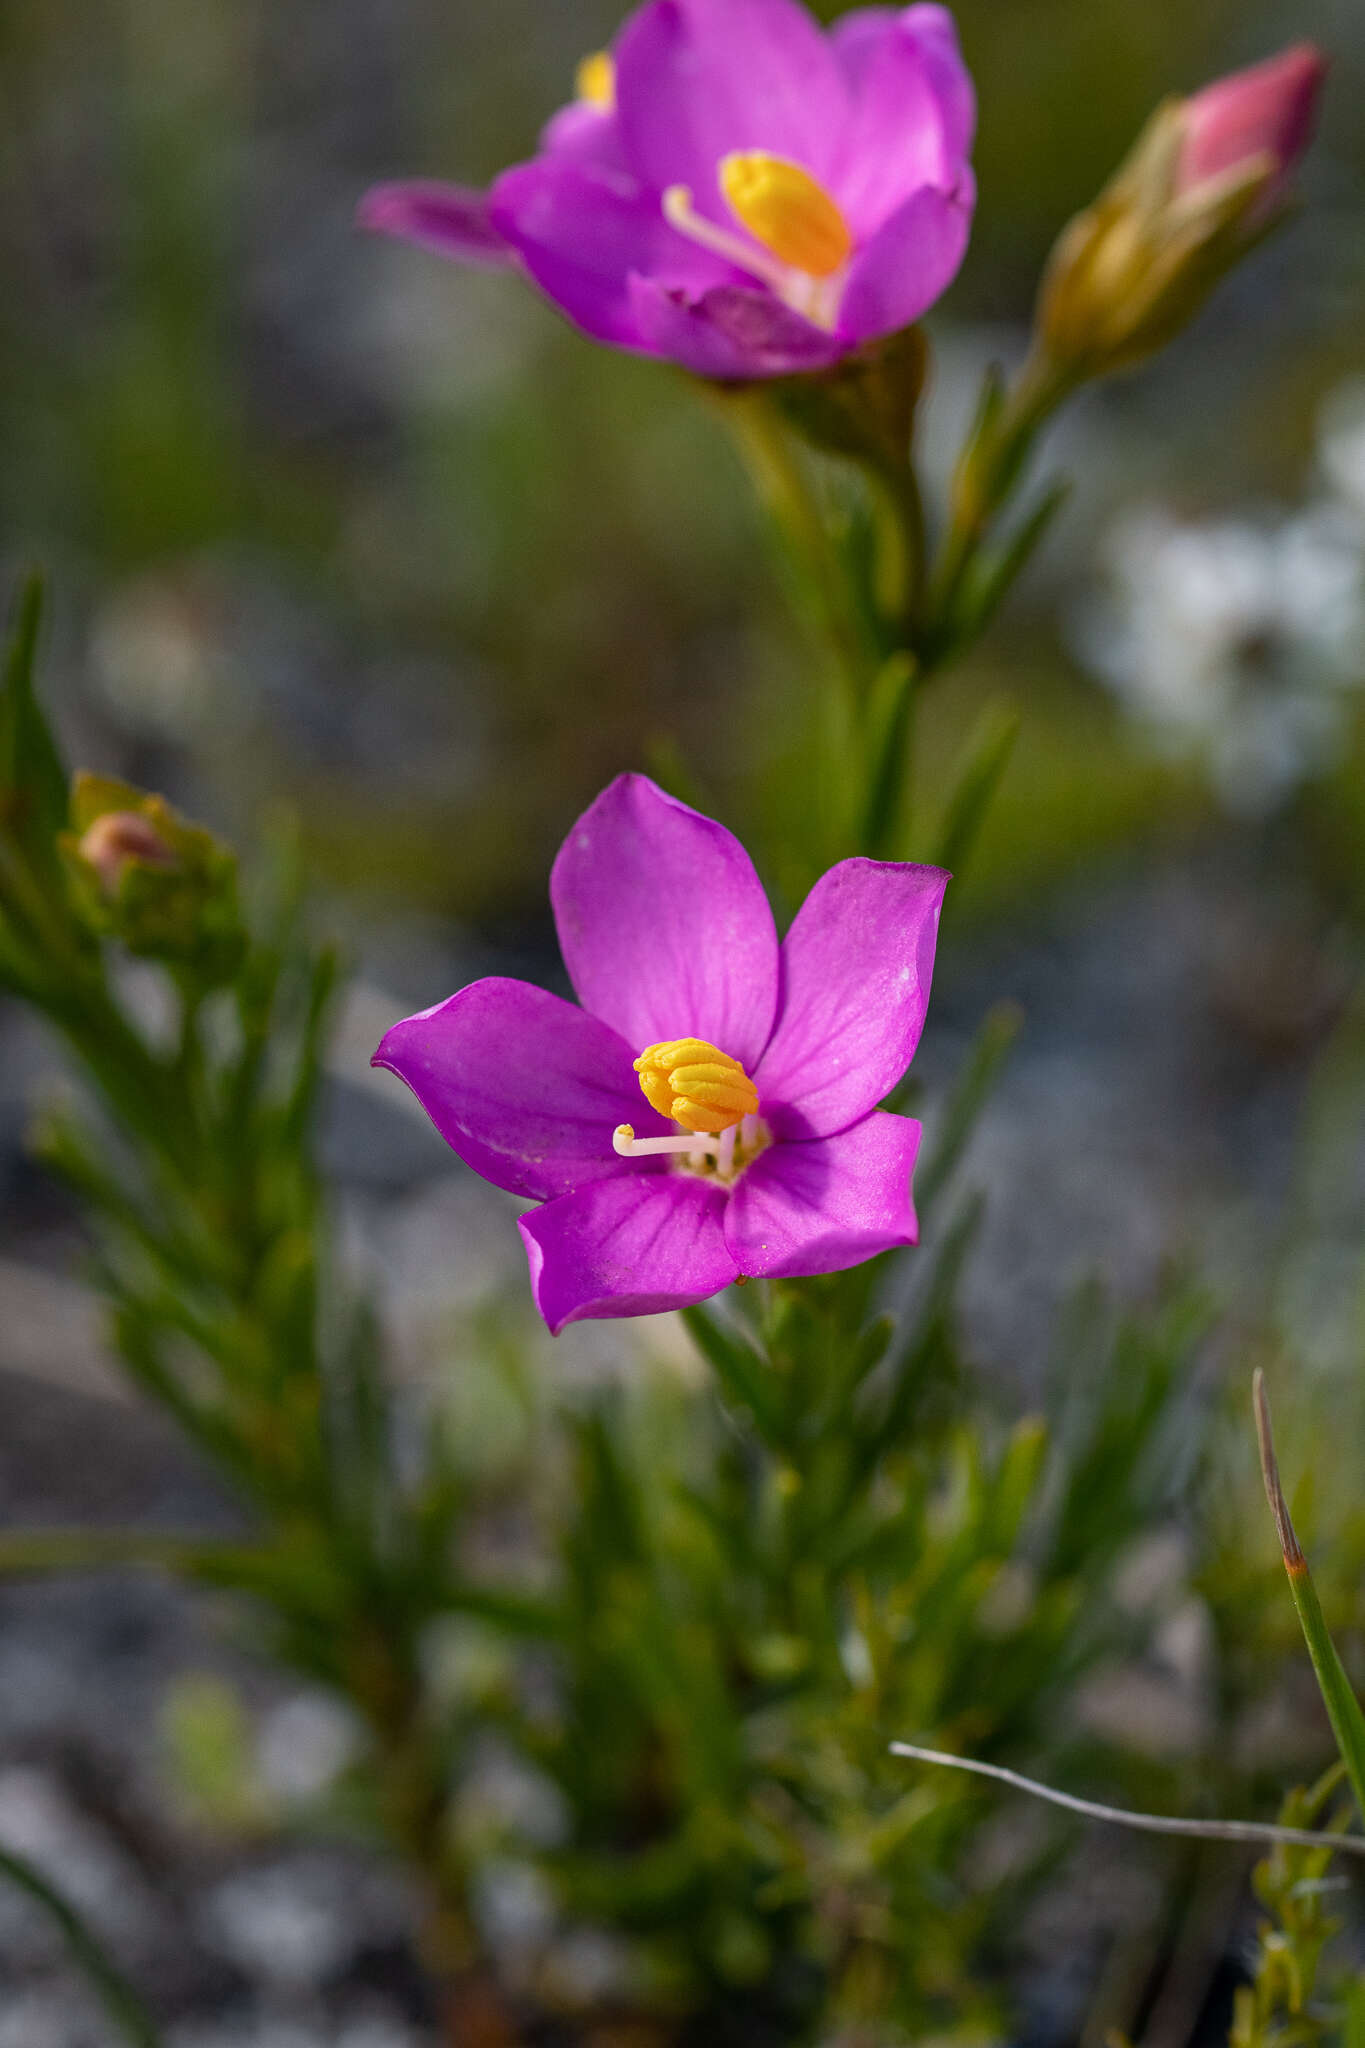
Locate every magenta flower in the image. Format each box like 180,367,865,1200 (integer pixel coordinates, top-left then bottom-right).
374,777,948,1333
359,0,976,381
1179,44,1326,216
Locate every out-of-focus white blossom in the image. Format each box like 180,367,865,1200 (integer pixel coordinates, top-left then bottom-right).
1074,501,1365,814
1319,378,1365,525
256,1693,361,1806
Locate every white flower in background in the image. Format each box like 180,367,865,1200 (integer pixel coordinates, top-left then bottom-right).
1074,500,1365,814
1319,377,1365,526
256,1692,361,1806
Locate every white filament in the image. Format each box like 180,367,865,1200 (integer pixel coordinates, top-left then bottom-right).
662,186,791,296
613,1125,715,1159
661,184,843,331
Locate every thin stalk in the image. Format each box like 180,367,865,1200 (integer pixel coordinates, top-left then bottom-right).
721,388,869,694
889,1745,1365,1859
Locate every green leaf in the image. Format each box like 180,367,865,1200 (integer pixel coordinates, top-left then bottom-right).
860,653,918,860
952,479,1072,646
0,1845,164,2048
931,701,1021,879
914,1002,1023,1221
1343,1973,1365,2048
1254,1371,1365,1828
682,1303,786,1443
0,573,67,876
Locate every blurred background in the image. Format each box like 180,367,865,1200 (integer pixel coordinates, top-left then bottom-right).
2,0,1365,2042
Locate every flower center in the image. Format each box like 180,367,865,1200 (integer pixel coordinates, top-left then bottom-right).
575,51,615,110
634,1038,758,1132
612,1039,767,1184
720,153,853,279
662,153,852,331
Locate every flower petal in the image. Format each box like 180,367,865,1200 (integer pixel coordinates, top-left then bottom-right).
837,177,974,344
829,9,901,93
832,7,977,234
373,979,669,1202
539,103,627,169
520,1174,737,1332
725,1111,921,1277
629,277,845,378
754,858,949,1137
615,0,850,219
551,774,780,1072
490,156,727,347
356,181,517,269
900,6,977,159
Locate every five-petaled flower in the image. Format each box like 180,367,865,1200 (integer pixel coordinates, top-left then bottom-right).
359,0,976,381
374,776,948,1332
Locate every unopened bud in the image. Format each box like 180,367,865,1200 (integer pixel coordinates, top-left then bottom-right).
1031,44,1325,385
61,773,245,983
77,810,176,896
1179,45,1325,216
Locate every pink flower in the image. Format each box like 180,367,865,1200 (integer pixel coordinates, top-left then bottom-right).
374,777,948,1332
1179,44,1326,214
359,0,976,381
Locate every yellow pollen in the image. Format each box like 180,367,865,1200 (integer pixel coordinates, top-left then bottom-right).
575,51,616,110
719,152,853,279
634,1038,759,1136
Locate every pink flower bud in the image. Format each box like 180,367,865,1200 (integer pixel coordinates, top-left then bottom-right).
79,810,176,895
1178,44,1326,207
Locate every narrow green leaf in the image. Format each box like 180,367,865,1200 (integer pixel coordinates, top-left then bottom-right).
860,653,918,860
952,479,1071,646
1255,1371,1365,1827
682,1303,785,1443
1,573,67,872
915,1002,1023,1221
931,701,1021,879
0,1842,164,2047
1343,1973,1365,2048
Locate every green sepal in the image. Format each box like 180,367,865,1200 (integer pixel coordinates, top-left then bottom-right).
770,325,929,476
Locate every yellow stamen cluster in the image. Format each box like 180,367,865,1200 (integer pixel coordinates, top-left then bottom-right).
720,151,853,278
634,1039,759,1136
575,51,616,110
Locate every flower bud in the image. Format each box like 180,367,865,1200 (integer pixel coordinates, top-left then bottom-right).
1179,45,1325,214
78,810,176,896
61,774,245,983
1030,43,1325,385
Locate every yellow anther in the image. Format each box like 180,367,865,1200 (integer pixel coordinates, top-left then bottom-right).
719,152,853,279
634,1039,759,1136
575,51,616,110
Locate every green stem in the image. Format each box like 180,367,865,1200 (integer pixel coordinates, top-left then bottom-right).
48,986,202,1184
926,352,1072,660
859,654,918,861
869,459,928,643
721,388,869,695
